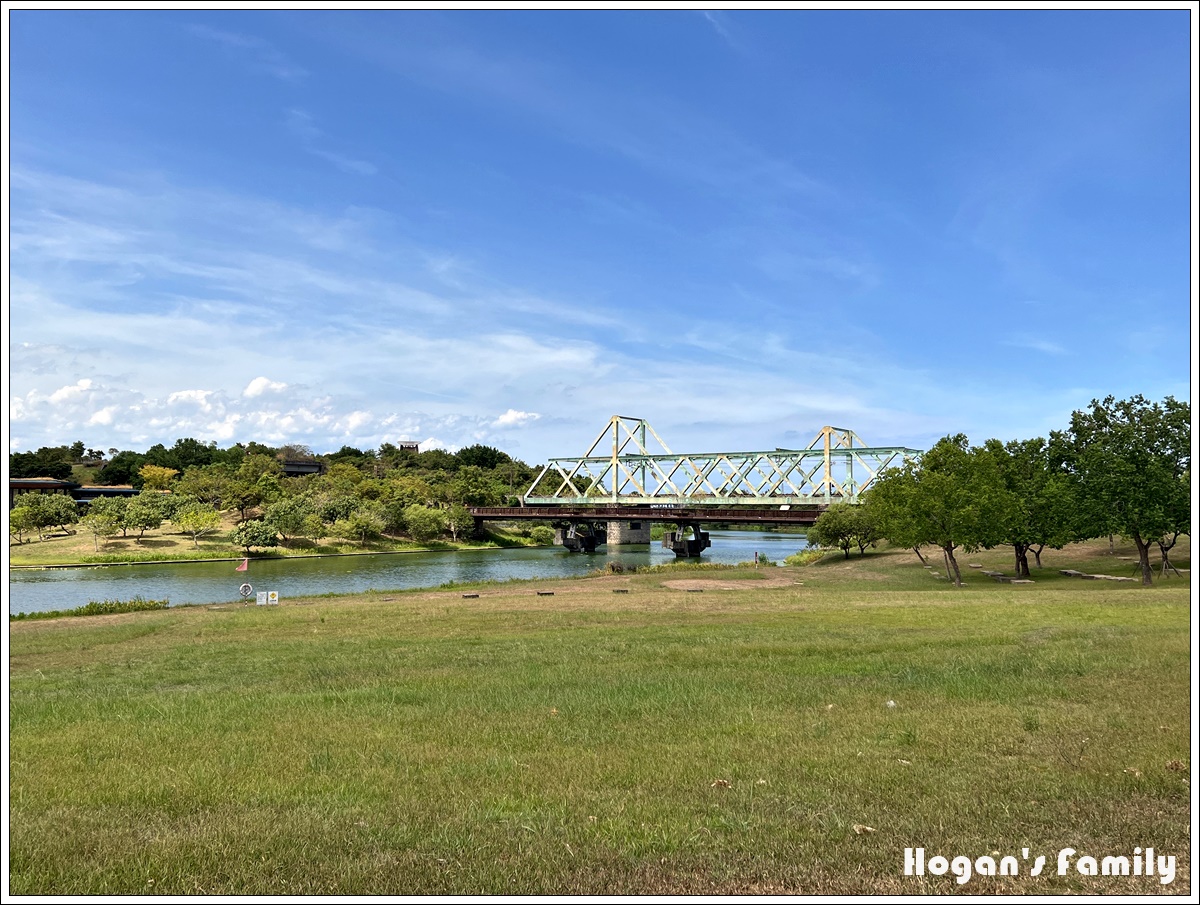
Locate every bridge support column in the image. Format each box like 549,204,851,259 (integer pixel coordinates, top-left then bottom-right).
555,522,606,553
606,519,651,545
662,523,711,558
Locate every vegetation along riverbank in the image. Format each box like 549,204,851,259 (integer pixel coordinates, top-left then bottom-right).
8,537,1191,895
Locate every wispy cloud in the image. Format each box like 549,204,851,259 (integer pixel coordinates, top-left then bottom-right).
1003,336,1069,356
285,108,378,175
189,24,307,82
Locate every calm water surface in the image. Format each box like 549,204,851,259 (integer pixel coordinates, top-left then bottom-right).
9,530,808,615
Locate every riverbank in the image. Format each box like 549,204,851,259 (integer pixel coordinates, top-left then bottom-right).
8,541,550,571
7,516,540,569
9,544,1191,895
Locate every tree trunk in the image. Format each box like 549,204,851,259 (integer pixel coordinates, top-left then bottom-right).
1131,531,1153,586
912,546,928,565
942,544,963,587
1013,542,1031,578
1109,534,1115,554
1032,544,1044,569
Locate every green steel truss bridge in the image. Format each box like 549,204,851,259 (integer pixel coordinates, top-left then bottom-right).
523,415,921,508
470,416,921,554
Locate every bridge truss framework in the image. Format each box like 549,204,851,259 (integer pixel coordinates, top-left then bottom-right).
523,416,922,508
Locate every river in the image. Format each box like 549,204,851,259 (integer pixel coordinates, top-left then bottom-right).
8,529,809,615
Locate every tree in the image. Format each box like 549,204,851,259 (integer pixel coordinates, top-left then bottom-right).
456,444,510,470
9,506,35,544
138,464,179,491
333,504,386,545
97,451,146,486
403,504,446,544
869,435,1013,586
447,503,476,542
807,504,857,559
232,519,279,555
9,448,74,480
169,437,217,470
984,437,1076,577
172,501,222,548
174,463,235,508
80,509,121,551
264,496,316,545
124,492,166,540
87,497,130,537
450,465,502,507
13,493,80,539
1055,395,1191,586
41,493,80,536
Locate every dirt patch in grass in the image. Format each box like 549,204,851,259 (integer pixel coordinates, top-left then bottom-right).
659,577,799,591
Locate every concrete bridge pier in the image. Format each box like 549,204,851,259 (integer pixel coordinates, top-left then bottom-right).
555,521,607,553
662,522,711,558
606,519,651,545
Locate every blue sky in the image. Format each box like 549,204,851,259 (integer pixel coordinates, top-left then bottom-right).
6,8,1195,467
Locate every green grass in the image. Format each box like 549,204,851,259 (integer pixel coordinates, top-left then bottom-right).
7,539,1192,895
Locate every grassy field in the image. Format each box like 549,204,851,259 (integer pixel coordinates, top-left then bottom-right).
7,539,1192,895
8,512,539,567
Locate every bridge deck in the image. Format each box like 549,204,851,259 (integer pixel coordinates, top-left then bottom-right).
469,505,825,525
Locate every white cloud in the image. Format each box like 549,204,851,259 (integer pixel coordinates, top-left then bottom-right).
492,409,540,429
49,379,93,403
243,377,289,397
167,389,215,410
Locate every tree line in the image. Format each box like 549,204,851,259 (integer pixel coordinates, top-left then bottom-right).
9,440,548,551
807,395,1190,587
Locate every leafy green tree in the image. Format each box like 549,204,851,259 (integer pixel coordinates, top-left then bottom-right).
313,493,360,525
225,479,266,522
97,450,146,486
232,519,279,554
9,448,75,480
333,504,386,545
870,435,1013,586
87,497,130,537
9,505,35,544
174,463,235,508
403,504,446,544
80,509,121,551
447,503,476,541
984,437,1077,577
69,440,86,460
808,503,880,559
169,437,217,470
416,448,459,473
124,492,166,540
450,465,503,507
1055,395,1190,586
456,444,510,470
264,496,316,545
172,501,222,548
14,493,80,539
301,513,326,545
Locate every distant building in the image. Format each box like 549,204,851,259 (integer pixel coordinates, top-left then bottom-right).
281,459,325,478
9,477,141,509
9,477,78,508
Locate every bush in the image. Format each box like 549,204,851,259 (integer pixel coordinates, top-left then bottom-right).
11,596,170,621
529,525,555,545
786,549,829,566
